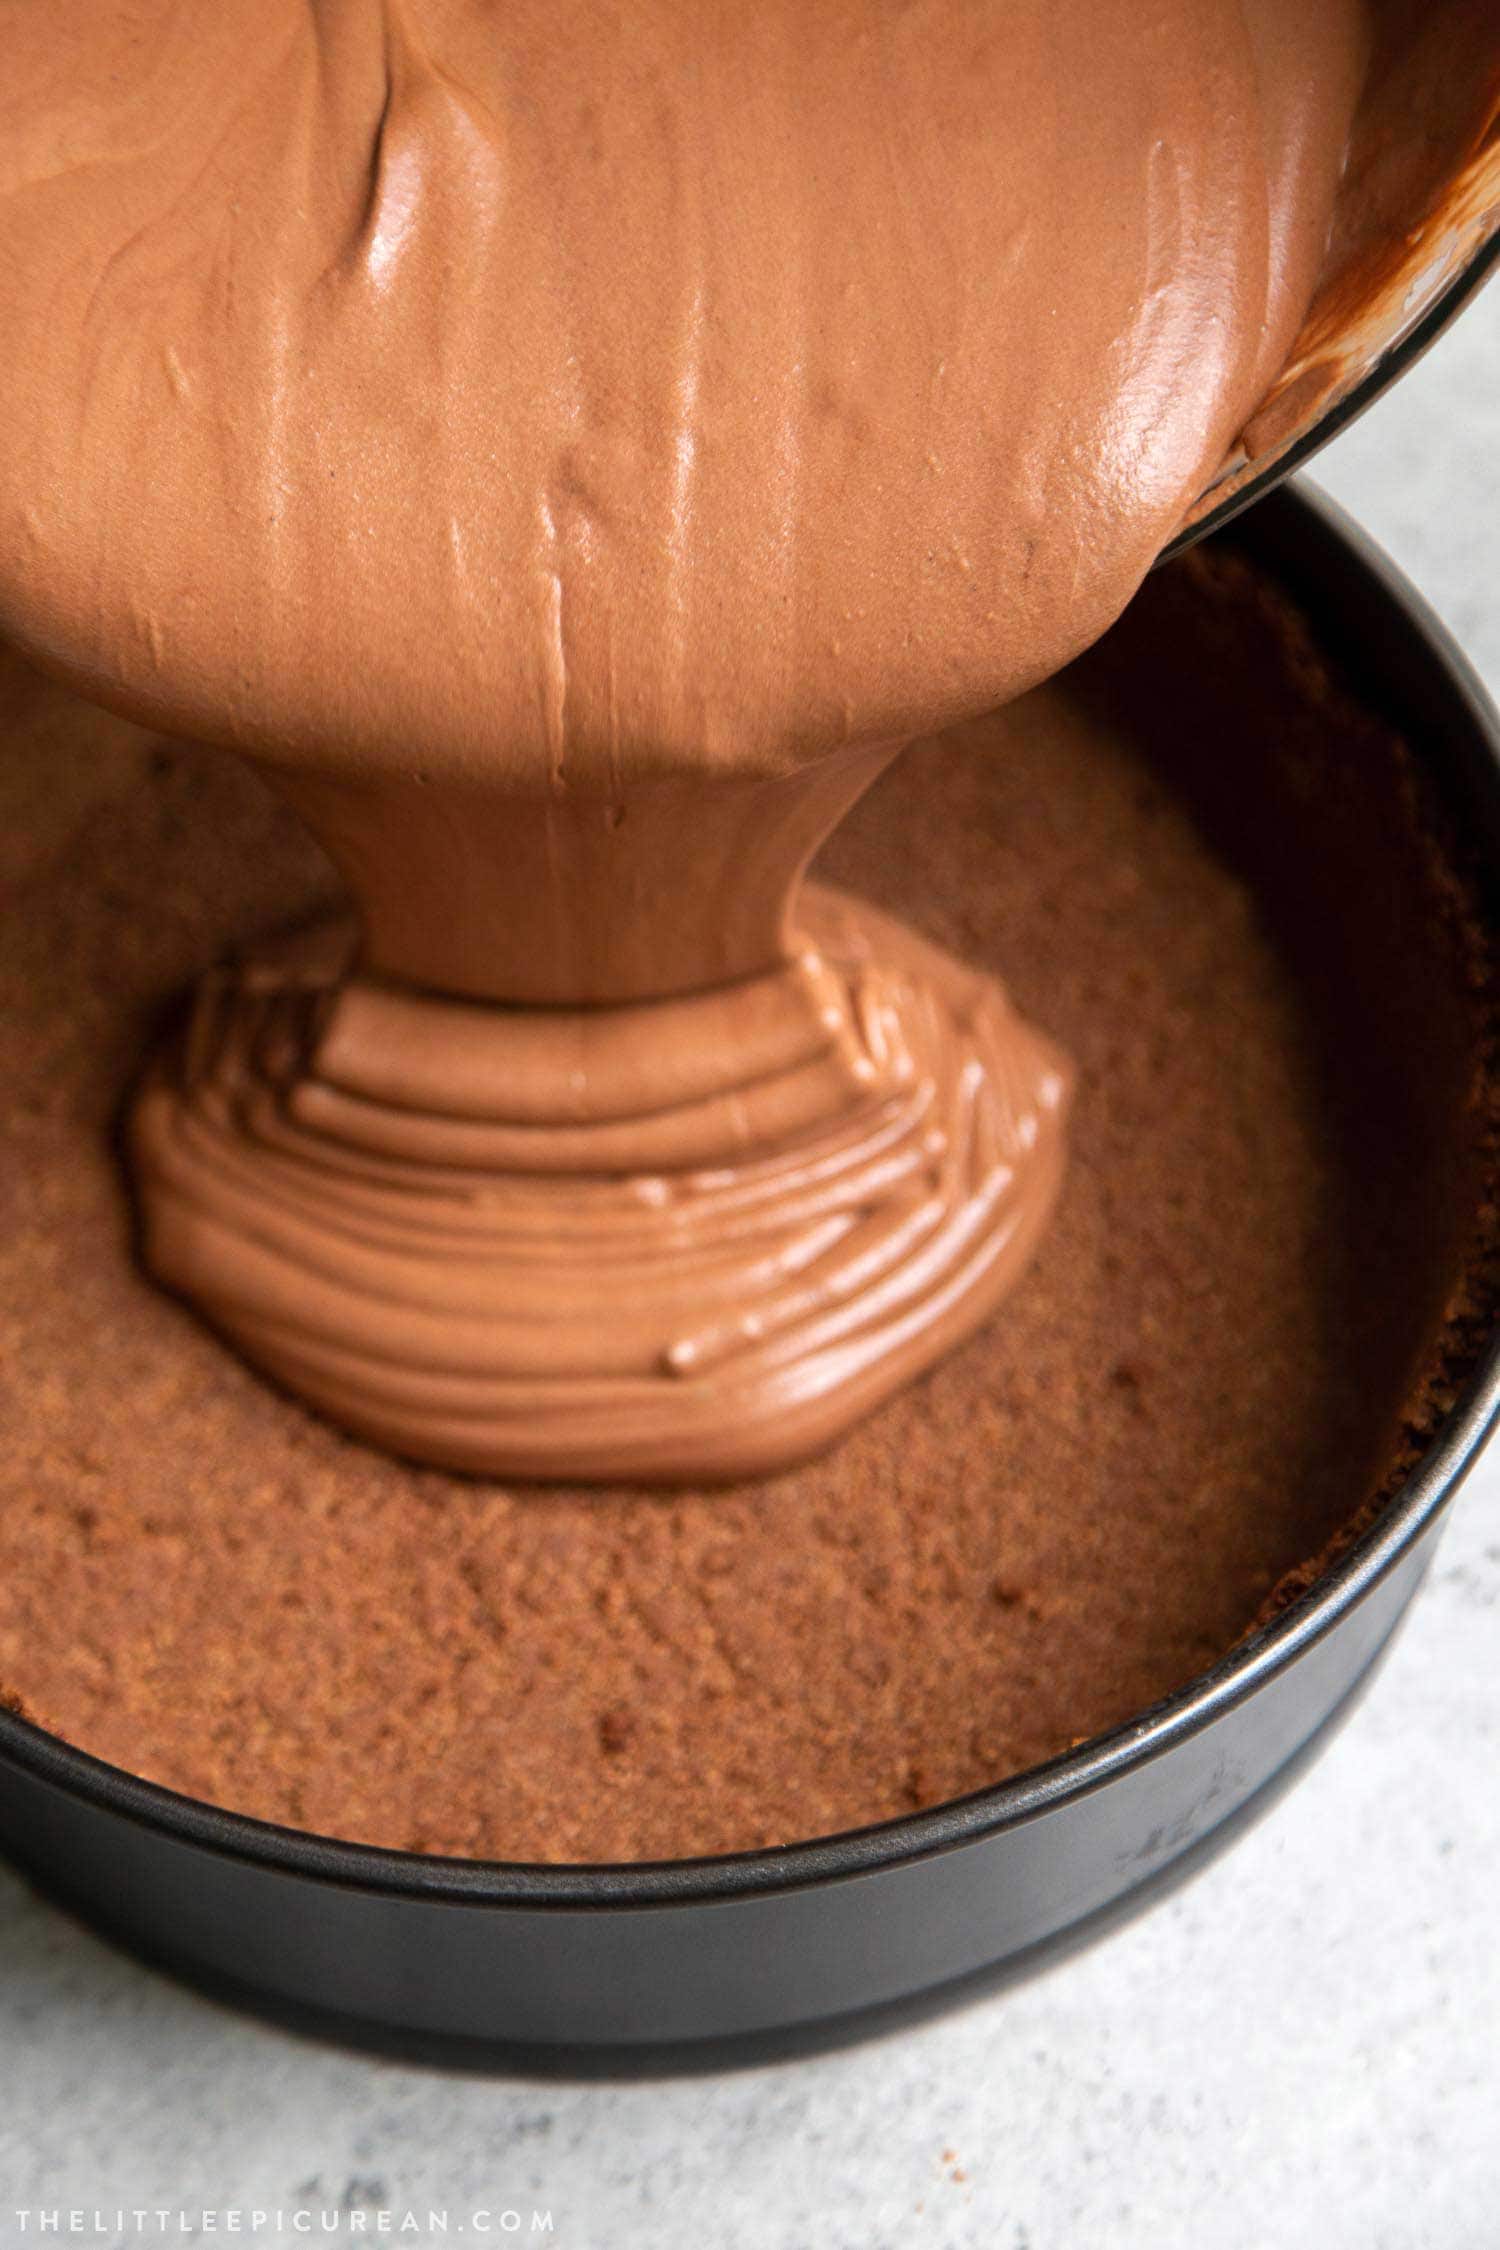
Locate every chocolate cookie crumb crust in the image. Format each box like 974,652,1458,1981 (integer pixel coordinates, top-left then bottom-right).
1,548,1492,1863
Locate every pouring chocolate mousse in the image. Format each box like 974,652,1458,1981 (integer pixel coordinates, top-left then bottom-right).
0,0,1491,1480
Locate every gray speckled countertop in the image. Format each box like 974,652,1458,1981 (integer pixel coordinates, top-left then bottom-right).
2,291,1498,2250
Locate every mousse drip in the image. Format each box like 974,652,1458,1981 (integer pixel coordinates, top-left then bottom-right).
131,889,1066,1479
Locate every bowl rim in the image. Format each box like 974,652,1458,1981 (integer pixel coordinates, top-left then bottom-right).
1160,234,1500,563
3,480,1499,1913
